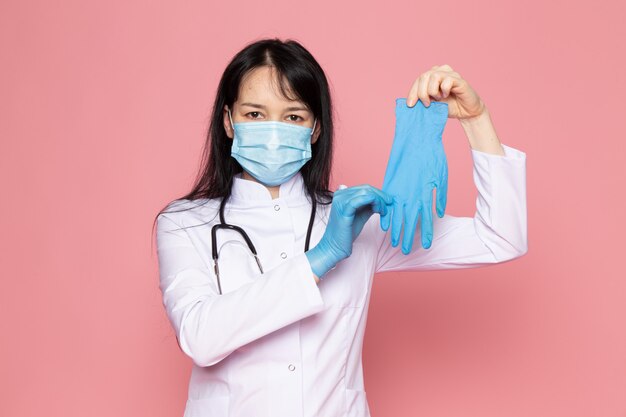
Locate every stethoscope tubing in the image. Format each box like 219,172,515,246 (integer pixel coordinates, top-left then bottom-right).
211,192,317,295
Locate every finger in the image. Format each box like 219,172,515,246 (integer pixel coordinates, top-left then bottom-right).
380,198,392,231
402,204,420,255
347,186,395,222
354,204,375,233
390,199,404,247
353,194,388,239
370,195,389,216
348,193,388,216
361,185,394,206
345,193,377,214
410,73,428,107
436,166,448,218
420,195,434,249
440,76,456,99
417,72,432,107
407,75,423,107
338,186,391,221
342,184,393,204
335,186,368,206
427,73,444,101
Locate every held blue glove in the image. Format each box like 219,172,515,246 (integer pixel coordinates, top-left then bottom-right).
380,98,449,254
306,185,393,279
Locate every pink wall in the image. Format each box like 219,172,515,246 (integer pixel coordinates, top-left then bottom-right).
2,0,625,416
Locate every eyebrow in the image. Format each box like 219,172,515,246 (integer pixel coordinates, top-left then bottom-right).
240,102,309,112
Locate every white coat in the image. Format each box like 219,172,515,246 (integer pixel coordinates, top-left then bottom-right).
156,143,527,417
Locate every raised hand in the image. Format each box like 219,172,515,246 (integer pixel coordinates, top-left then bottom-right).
381,97,449,254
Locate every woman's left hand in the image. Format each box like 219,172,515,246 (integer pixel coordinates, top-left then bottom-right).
406,64,486,121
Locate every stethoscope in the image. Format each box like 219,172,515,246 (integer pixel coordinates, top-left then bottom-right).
210,192,317,295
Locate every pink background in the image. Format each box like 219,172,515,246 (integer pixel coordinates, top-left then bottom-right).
1,0,625,416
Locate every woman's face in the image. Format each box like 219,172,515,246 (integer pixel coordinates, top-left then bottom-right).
223,66,320,145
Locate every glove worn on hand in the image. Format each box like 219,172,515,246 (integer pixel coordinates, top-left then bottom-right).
306,185,392,279
381,97,449,254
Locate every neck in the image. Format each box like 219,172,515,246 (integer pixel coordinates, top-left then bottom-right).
241,170,281,199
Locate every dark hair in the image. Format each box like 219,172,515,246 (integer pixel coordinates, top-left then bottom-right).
151,38,335,241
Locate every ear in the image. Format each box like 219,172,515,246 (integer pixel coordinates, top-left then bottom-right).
311,121,321,145
223,105,233,139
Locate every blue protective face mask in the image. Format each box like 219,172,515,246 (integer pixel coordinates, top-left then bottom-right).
228,109,317,186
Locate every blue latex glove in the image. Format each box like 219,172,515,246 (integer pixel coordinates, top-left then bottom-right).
380,97,449,254
306,185,393,279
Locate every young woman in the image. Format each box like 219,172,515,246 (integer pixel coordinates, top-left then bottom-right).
154,38,527,417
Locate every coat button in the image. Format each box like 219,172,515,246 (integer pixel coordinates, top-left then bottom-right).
274,204,280,211
288,364,295,371
280,252,287,259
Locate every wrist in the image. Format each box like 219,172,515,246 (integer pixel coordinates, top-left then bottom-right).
459,104,491,127
305,242,339,279
459,107,505,155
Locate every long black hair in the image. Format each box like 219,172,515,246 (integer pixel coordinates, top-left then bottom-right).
151,37,335,238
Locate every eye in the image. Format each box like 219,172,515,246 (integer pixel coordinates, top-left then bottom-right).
246,112,262,119
288,115,304,122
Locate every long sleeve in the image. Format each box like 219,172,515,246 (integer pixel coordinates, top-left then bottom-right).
156,213,325,367
374,143,527,273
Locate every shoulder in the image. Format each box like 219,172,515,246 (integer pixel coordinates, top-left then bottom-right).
157,198,222,229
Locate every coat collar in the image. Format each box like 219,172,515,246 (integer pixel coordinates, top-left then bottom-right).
229,171,310,206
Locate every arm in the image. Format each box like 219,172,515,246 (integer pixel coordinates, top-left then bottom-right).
156,213,325,367
374,141,527,273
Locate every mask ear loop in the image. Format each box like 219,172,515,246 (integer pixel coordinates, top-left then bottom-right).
227,108,234,131
310,118,317,136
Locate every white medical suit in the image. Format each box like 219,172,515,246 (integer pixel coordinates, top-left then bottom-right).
156,143,528,417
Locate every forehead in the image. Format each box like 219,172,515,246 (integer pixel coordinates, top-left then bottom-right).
238,66,304,106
